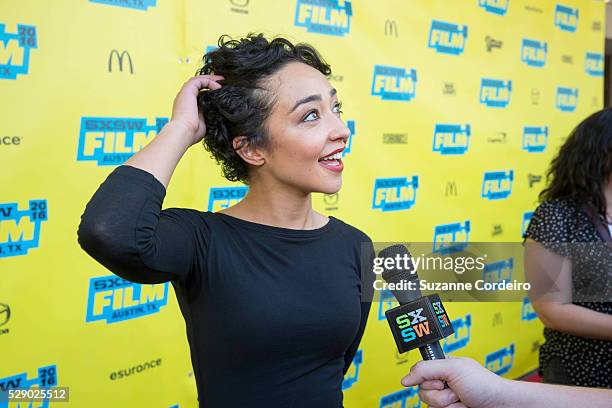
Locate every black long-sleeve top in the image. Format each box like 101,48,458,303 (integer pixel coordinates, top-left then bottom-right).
77,165,374,407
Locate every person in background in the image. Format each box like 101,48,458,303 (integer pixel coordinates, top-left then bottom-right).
523,107,612,388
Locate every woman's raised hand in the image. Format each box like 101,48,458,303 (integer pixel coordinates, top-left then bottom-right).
170,74,224,146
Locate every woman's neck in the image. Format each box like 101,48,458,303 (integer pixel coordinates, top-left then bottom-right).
219,180,327,230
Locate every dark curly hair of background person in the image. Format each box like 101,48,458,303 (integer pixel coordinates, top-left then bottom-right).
195,33,332,184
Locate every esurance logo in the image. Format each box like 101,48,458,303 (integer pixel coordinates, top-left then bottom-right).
380,387,420,408
521,39,547,67
342,349,363,390
0,23,37,80
428,20,468,55
372,176,419,212
478,0,509,15
585,52,603,77
522,126,548,153
0,365,58,400
89,0,157,11
208,187,248,212
479,78,511,108
77,117,168,166
521,297,537,321
294,0,352,36
555,87,578,112
86,275,169,324
485,343,514,375
554,4,578,32
482,170,513,200
482,258,513,287
433,220,470,255
371,65,417,102
443,314,471,354
433,124,470,155
0,200,47,258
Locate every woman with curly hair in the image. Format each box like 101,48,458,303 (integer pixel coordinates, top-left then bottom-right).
77,33,374,407
524,107,612,388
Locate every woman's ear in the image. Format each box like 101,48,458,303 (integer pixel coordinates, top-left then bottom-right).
233,136,265,166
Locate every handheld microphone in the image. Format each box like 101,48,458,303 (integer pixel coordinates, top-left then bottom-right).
379,244,454,361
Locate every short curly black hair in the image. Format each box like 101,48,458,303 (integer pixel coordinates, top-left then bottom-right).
196,33,332,184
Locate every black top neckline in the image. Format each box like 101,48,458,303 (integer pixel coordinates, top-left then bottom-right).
211,212,340,237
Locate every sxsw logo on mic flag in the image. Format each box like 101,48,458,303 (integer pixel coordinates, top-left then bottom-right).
521,297,537,321
522,126,548,153
85,275,169,324
0,23,37,80
585,52,604,76
482,257,513,288
555,87,578,112
520,39,547,67
554,4,578,32
428,20,468,55
0,365,58,402
342,349,362,390
0,200,47,258
294,0,352,36
479,78,511,108
208,187,248,212
432,124,471,155
89,0,157,11
372,176,419,212
522,211,534,236
478,0,509,16
433,220,470,255
77,117,168,166
379,386,420,408
443,314,471,354
482,170,513,200
371,65,417,102
485,343,515,375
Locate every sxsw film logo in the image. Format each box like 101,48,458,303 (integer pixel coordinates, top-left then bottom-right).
77,117,168,166
433,124,470,155
485,343,515,375
478,0,509,16
86,275,169,324
428,20,468,55
380,386,420,408
521,297,537,321
585,52,604,77
482,170,513,200
0,200,47,258
554,4,578,32
0,23,37,80
443,314,471,354
378,289,398,320
479,78,511,108
522,211,534,236
0,365,58,404
294,0,352,36
522,126,548,153
521,39,547,67
371,65,417,102
482,258,513,288
89,0,157,11
372,176,419,212
556,87,578,112
343,120,356,156
342,349,363,390
208,187,248,212
433,220,470,255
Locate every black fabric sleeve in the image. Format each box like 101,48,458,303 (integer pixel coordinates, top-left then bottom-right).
77,165,208,284
523,199,572,257
343,236,375,374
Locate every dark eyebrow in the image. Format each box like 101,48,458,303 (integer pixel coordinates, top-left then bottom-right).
289,88,337,114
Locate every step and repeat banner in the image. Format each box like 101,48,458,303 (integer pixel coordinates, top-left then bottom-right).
1,0,604,407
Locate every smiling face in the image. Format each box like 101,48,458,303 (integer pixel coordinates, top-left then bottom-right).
249,61,351,194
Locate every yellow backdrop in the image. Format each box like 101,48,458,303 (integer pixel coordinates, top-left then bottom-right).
1,0,604,407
